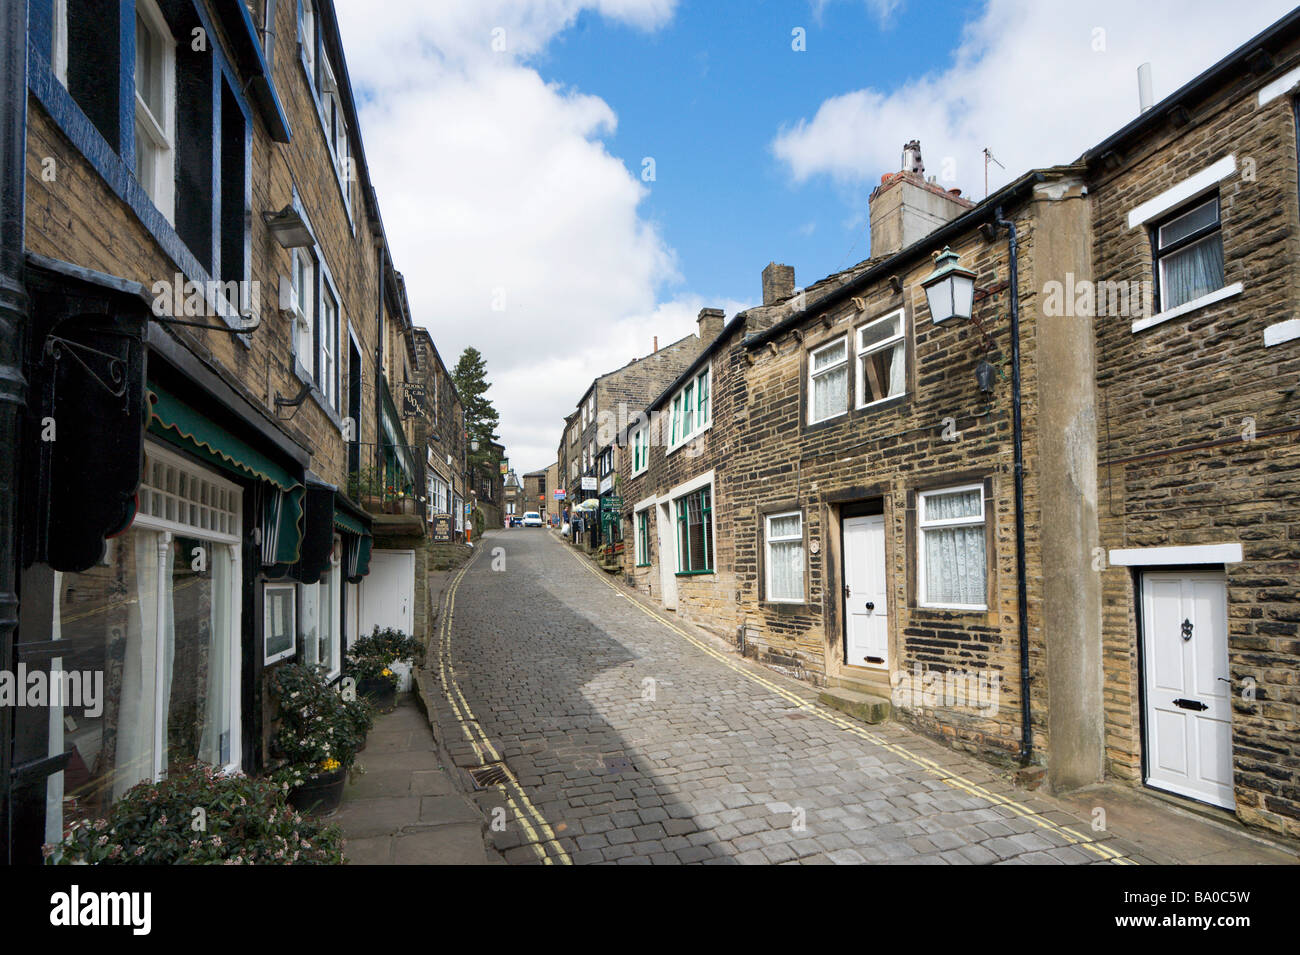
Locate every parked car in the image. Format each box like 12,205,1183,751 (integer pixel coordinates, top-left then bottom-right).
508,515,522,527
522,512,543,527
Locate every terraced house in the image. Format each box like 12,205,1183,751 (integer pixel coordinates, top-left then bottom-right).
614,12,1300,839
0,0,460,862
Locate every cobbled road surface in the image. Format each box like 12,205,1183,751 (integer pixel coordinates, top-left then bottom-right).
424,530,1149,865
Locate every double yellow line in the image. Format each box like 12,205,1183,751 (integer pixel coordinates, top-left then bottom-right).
434,546,572,865
561,542,1134,865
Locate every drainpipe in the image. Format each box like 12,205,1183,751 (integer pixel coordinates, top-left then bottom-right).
0,0,29,862
995,206,1033,766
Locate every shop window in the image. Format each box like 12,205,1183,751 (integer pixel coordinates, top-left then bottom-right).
917,484,987,610
264,583,297,664
44,443,242,836
299,551,341,679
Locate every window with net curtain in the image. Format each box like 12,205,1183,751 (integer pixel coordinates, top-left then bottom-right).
918,485,987,608
1155,196,1225,311
765,512,804,602
857,310,906,407
809,337,848,424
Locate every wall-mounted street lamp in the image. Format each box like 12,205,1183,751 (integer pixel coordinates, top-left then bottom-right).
262,205,316,249
975,360,997,394
921,246,977,324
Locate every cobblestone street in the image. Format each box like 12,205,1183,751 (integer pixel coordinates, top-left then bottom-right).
419,530,1286,866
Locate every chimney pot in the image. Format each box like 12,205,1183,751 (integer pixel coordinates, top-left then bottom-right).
761,262,796,306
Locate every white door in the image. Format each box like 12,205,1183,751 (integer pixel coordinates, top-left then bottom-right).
843,515,888,668
361,549,415,634
657,501,677,610
1141,571,1234,809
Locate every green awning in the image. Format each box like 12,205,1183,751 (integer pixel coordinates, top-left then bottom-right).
333,507,368,537
262,486,305,566
147,382,300,491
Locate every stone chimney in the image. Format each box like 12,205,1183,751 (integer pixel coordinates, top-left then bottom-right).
697,307,725,342
761,263,795,305
868,140,974,258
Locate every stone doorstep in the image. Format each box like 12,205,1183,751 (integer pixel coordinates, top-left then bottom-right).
816,687,892,725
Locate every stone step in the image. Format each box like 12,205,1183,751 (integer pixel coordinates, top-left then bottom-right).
817,687,891,725
828,670,892,697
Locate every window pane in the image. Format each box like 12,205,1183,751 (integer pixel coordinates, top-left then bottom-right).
768,514,800,538
861,340,905,403
923,488,982,522
923,525,986,605
859,314,902,350
813,340,846,371
1161,235,1224,310
1158,199,1218,248
768,539,804,601
813,364,847,421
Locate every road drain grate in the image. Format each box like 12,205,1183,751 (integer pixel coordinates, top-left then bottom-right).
468,763,510,789
603,756,636,775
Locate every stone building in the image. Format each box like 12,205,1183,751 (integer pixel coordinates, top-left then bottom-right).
612,13,1300,839
412,326,469,542
522,467,551,522
0,0,455,860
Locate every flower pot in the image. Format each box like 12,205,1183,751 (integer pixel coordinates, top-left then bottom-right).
289,766,347,815
357,676,397,711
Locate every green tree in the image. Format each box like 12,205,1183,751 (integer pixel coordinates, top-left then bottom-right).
452,346,501,473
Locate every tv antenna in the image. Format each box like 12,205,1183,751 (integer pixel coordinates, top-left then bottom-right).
983,148,1005,199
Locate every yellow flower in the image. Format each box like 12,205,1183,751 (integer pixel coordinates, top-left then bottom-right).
381,668,392,677
320,758,341,772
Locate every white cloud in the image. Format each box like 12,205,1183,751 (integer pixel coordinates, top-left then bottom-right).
774,0,1297,200
334,0,695,470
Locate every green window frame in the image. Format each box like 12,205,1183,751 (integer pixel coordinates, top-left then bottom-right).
675,486,713,574
636,510,651,566
697,370,709,425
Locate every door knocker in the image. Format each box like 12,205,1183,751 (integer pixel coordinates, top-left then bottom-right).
1181,618,1194,641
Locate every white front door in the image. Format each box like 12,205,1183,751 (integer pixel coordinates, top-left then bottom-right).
361,549,415,634
1141,571,1235,809
843,515,888,668
657,501,677,610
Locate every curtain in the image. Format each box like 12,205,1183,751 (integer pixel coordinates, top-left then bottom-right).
199,546,231,766
114,529,158,799
887,341,905,397
924,526,986,605
813,364,847,421
158,538,176,776
861,341,904,403
1162,236,1223,309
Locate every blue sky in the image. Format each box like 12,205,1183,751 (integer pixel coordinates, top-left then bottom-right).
536,0,973,304
337,0,1298,472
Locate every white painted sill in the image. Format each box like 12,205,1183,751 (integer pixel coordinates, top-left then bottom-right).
1131,282,1243,334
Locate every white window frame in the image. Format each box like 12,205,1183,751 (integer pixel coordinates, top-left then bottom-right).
299,0,317,86
133,0,177,224
916,482,988,611
291,247,317,379
52,0,68,84
319,279,340,410
667,367,712,454
808,336,848,425
132,441,244,774
264,582,297,665
764,511,804,604
855,309,906,409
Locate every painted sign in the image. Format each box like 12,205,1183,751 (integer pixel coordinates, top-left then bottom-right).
431,514,453,542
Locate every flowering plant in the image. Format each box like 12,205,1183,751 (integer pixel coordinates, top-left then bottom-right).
345,626,424,690
267,664,367,788
46,762,345,865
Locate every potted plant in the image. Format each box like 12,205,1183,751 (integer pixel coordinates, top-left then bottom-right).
46,762,345,864
346,627,424,711
347,466,382,509
268,664,365,815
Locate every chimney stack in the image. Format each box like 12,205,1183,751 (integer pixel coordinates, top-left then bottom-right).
761,263,795,305
653,335,658,352
697,307,725,342
868,139,974,258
